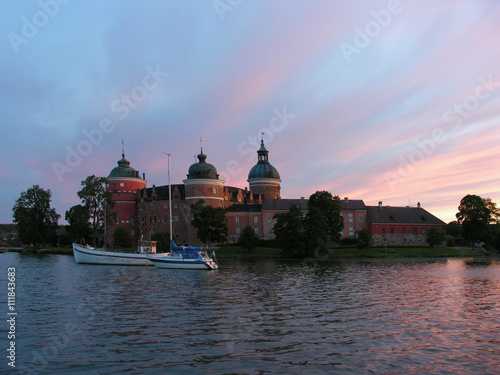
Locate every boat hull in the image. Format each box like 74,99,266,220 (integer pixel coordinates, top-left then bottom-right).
72,243,167,266
150,257,218,270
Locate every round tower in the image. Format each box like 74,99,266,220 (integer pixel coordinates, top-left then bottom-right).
106,152,146,246
183,148,224,208
247,139,281,200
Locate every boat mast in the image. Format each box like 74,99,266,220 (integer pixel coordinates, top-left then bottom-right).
167,153,173,242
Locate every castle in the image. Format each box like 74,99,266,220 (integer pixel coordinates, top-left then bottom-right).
105,141,446,247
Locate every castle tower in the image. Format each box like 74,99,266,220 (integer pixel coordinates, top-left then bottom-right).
247,139,281,200
106,152,146,246
183,147,225,208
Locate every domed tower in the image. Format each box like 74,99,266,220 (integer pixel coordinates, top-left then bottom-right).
183,147,224,208
248,139,281,200
106,152,146,246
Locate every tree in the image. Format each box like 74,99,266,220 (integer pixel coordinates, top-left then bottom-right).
238,225,259,252
12,185,60,247
65,204,92,242
305,191,343,251
456,194,492,250
151,231,170,252
273,205,306,257
112,226,132,248
357,228,373,249
191,200,228,248
77,175,115,247
426,227,446,248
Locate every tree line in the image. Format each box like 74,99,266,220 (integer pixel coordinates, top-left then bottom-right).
10,178,500,253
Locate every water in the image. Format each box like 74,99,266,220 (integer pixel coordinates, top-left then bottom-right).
1,253,499,374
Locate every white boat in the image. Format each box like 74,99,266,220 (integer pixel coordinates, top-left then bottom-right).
72,239,169,266
149,242,218,270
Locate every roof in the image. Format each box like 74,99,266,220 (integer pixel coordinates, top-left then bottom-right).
262,199,308,211
108,153,141,179
366,206,446,225
138,184,186,201
247,140,281,180
186,152,219,179
340,199,366,210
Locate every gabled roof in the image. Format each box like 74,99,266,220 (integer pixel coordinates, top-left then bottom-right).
366,206,445,225
138,184,185,201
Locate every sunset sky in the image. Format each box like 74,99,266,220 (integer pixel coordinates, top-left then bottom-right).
1,1,500,225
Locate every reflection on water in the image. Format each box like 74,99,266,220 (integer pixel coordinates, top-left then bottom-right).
2,253,500,374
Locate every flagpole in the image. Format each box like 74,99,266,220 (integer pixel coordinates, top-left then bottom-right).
167,153,172,243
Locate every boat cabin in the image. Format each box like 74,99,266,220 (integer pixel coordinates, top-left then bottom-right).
137,240,157,254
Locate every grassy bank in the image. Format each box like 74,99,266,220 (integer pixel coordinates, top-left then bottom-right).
6,245,492,259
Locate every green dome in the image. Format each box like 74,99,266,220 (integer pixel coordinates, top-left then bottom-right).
108,154,139,178
187,151,219,179
247,140,280,180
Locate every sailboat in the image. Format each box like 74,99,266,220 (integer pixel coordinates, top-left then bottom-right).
72,237,170,266
148,153,218,270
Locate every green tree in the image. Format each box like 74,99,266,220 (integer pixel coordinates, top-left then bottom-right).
77,175,115,247
305,191,343,251
12,185,60,247
273,205,305,257
456,194,492,250
426,227,447,248
238,225,259,252
357,228,373,249
65,204,92,242
191,200,228,248
112,226,132,248
151,231,170,252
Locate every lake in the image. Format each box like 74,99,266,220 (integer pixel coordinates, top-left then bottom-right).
1,252,499,374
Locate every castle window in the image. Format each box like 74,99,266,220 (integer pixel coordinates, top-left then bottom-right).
174,215,179,223
349,213,353,223
164,204,168,209
192,187,196,193
254,216,258,223
130,217,134,226
422,228,427,234
164,215,168,223
390,227,394,234
359,213,364,222
174,204,178,209
236,227,240,235
213,188,217,194
254,228,259,235
412,228,417,234
268,227,273,235
131,229,135,236
349,227,354,236
267,213,272,222
236,216,240,223
115,216,119,225
402,228,406,234
381,228,385,234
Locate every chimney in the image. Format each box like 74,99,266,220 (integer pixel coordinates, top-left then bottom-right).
417,202,421,208
344,197,349,201
379,201,383,208
143,173,146,180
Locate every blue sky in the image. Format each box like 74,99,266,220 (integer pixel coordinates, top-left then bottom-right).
1,0,500,224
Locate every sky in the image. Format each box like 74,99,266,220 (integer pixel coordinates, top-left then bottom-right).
1,0,500,225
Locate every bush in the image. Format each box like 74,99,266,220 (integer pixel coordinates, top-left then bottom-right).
112,226,132,248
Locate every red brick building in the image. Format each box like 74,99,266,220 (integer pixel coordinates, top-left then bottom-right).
105,142,446,247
